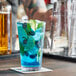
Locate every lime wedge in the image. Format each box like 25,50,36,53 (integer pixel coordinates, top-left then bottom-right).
29,20,36,31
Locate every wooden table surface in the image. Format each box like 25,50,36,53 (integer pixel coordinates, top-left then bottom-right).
0,57,76,76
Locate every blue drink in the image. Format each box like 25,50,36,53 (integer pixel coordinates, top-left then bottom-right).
17,20,46,71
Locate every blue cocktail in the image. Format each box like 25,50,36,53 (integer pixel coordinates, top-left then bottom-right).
17,20,46,71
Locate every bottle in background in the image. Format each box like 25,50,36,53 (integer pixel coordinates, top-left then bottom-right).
0,0,12,55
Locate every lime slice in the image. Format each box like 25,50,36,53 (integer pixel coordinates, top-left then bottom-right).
29,20,36,31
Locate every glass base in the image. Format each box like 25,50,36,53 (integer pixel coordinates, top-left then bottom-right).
21,66,41,71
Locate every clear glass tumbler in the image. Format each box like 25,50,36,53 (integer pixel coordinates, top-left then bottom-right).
48,0,70,55
17,20,46,71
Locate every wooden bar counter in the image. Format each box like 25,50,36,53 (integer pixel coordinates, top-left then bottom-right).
0,56,76,76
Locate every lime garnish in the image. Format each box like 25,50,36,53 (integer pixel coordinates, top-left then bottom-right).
29,20,36,31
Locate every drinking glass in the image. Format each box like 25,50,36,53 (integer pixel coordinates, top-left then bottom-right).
0,0,12,55
17,20,46,71
46,0,70,55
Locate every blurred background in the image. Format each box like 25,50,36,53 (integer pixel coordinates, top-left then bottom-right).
15,0,76,58
0,0,76,59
